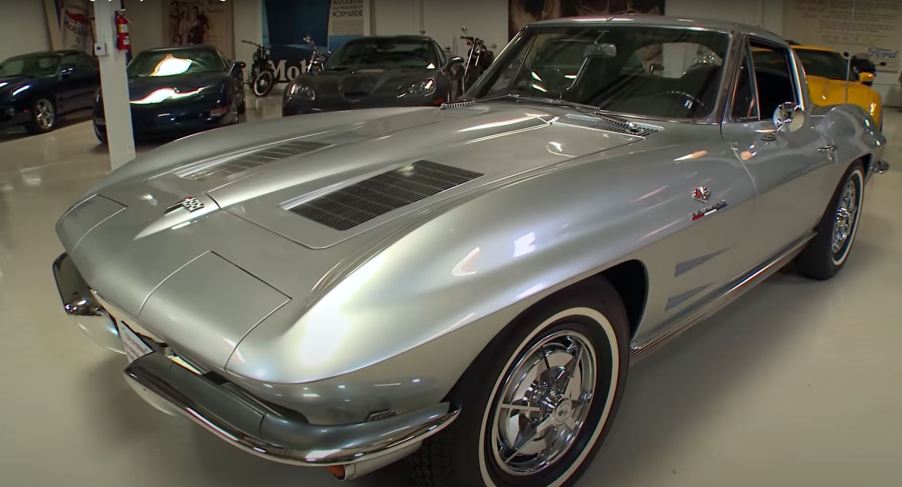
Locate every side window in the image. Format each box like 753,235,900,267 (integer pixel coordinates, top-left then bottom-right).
76,53,96,71
749,41,796,118
730,51,758,120
60,54,78,71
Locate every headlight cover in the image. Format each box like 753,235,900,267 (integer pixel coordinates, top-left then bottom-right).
398,78,436,98
289,82,316,100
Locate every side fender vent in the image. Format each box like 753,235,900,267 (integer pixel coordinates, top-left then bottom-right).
289,160,482,231
180,140,328,181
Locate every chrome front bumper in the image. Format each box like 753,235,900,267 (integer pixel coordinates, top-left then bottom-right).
52,253,460,472
52,253,124,354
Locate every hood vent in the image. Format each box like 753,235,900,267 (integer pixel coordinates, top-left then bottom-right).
288,160,482,231
554,114,657,137
441,100,490,113
179,140,328,182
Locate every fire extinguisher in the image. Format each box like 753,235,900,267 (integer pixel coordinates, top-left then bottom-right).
115,11,130,51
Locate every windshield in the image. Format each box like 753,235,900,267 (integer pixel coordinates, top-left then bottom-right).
127,48,226,77
326,38,438,70
795,49,849,81
474,26,730,119
0,53,60,77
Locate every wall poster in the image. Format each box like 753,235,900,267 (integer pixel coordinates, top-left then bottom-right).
44,0,95,54
328,0,367,50
508,0,665,39
784,0,901,72
166,0,234,57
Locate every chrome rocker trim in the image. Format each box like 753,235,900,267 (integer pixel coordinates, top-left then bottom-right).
630,233,816,360
52,253,460,469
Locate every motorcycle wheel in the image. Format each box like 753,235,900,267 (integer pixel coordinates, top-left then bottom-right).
252,70,275,97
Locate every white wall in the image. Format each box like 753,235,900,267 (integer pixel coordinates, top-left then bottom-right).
233,0,263,65
123,0,164,54
666,0,784,34
0,0,50,60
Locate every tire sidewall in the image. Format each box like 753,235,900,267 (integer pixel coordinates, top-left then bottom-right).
830,167,864,267
442,284,630,487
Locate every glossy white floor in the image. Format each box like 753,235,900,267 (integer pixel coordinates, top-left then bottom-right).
1,101,900,487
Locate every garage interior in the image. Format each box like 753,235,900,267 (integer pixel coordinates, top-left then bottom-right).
1,1,901,486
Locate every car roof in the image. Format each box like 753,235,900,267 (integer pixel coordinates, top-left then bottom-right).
347,35,436,43
143,45,220,54
5,50,81,58
529,14,786,46
792,44,836,53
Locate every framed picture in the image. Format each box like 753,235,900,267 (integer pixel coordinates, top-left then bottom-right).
165,0,234,57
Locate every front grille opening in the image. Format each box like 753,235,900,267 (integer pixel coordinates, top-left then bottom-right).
289,160,482,231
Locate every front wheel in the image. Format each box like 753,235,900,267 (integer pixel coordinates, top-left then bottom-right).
796,162,865,279
411,280,629,487
251,70,275,97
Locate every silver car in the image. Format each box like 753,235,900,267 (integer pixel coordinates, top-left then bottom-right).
53,16,886,486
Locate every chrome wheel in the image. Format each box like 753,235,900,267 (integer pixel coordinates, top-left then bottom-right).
490,330,597,476
35,99,55,130
831,175,860,258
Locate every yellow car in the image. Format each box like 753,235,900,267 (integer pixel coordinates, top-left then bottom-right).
793,44,882,129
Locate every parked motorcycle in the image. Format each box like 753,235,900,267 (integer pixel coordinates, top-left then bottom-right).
460,26,494,92
303,34,330,74
241,39,276,97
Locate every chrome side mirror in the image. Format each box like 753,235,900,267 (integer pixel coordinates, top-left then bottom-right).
773,102,805,133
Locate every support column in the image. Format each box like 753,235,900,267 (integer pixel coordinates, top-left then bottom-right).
93,0,136,170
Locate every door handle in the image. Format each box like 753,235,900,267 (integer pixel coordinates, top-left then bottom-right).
818,145,838,162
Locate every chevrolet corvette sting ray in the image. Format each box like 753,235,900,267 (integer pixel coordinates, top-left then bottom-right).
53,16,886,486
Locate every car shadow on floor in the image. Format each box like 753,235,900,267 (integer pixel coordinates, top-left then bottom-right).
0,110,93,143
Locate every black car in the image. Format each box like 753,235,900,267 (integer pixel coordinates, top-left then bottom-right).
282,35,463,116
94,45,245,143
0,50,99,134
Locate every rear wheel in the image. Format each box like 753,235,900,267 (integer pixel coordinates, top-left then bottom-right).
796,162,865,279
411,280,629,487
252,70,275,97
26,98,56,134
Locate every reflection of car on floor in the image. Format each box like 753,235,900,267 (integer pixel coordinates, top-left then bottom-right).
791,44,883,129
54,16,887,486
0,50,98,134
282,35,463,116
94,45,245,143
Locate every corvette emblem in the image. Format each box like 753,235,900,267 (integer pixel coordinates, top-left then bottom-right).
692,186,711,203
165,196,205,214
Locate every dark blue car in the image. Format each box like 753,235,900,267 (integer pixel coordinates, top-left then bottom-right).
94,45,245,143
0,50,99,134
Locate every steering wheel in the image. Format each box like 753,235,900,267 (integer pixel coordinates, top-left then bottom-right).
662,90,707,114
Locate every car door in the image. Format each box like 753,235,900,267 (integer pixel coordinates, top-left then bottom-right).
721,37,837,264
56,54,83,113
73,52,100,110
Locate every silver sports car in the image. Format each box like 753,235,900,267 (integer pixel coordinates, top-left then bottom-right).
53,16,887,486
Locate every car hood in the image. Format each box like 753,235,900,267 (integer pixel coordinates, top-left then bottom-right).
298,68,440,99
58,103,650,371
127,71,229,102
806,75,880,116
0,76,33,99
100,104,644,249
